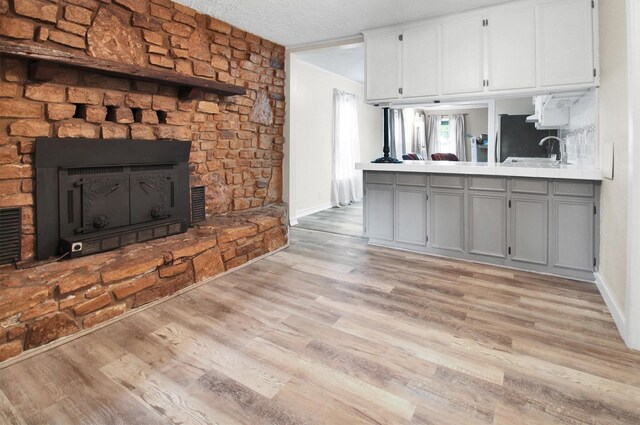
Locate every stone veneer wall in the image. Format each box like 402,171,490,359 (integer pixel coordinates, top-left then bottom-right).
0,0,288,363
0,205,288,362
0,0,286,261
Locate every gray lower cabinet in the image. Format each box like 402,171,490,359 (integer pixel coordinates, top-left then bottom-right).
468,192,507,258
509,196,549,266
364,184,394,241
430,190,465,252
395,186,427,246
552,198,595,272
362,172,599,280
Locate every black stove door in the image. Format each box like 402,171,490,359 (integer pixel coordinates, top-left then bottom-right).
129,171,175,225
59,169,130,237
81,174,130,233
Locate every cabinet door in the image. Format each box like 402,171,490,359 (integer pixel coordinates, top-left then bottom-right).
430,190,465,252
538,0,594,87
468,193,507,258
366,31,401,101
365,184,394,241
510,196,548,265
441,15,485,95
402,25,439,98
552,199,594,272
487,5,536,91
395,187,427,246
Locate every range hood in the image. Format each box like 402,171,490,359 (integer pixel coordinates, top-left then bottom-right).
526,94,576,129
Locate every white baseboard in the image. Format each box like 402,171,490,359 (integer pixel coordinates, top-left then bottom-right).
594,272,626,339
289,218,299,226
294,202,333,220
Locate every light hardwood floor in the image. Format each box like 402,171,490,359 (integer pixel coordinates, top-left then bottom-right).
1,227,639,424
296,202,363,238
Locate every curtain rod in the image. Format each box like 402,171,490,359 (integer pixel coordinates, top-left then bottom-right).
416,112,469,116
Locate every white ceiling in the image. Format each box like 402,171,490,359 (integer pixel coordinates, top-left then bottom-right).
174,0,512,47
296,44,365,84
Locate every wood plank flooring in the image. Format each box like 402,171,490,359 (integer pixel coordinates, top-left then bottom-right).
295,202,363,237
1,227,640,424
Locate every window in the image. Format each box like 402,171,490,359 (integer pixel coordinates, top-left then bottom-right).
438,116,455,153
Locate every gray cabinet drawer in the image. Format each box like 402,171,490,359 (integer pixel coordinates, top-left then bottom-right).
554,181,594,197
431,174,464,189
396,173,427,187
365,172,394,185
469,176,506,192
512,178,548,195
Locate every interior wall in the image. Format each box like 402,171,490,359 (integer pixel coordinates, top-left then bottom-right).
289,56,382,217
597,0,629,318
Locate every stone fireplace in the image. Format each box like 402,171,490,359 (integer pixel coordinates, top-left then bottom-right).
0,0,287,363
35,138,192,259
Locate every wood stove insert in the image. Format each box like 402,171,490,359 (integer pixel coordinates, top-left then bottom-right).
35,138,192,260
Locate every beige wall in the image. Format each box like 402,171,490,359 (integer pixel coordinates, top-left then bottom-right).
598,0,629,313
289,56,382,216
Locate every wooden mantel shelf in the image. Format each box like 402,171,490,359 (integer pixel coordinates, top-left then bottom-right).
0,41,247,98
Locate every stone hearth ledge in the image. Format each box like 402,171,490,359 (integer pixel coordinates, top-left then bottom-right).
0,204,288,365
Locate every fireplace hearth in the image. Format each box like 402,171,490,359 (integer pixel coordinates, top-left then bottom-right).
35,138,191,260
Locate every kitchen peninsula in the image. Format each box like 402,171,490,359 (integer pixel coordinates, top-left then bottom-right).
356,161,602,281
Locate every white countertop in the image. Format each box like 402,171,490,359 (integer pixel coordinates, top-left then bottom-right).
356,160,602,181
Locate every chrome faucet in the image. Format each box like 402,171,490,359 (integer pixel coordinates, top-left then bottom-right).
539,136,568,164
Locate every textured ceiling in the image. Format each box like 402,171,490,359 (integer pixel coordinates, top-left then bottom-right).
174,0,512,47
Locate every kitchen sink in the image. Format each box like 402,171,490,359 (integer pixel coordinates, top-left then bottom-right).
503,157,574,167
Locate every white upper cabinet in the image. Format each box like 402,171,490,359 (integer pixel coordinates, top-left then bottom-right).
363,0,598,103
487,5,536,91
538,0,595,87
402,25,439,98
365,30,401,101
441,14,485,95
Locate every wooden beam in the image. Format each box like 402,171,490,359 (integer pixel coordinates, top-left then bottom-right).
0,41,246,98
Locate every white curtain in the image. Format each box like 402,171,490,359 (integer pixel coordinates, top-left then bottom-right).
331,89,362,207
412,112,427,158
449,114,466,161
389,109,405,159
402,108,416,154
426,114,440,157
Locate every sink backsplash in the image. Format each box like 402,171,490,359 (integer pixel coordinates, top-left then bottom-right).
557,90,597,166
561,124,597,166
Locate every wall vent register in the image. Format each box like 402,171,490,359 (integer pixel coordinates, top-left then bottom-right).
191,186,206,223
0,208,21,265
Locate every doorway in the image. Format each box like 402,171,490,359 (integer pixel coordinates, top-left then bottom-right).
285,39,381,237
